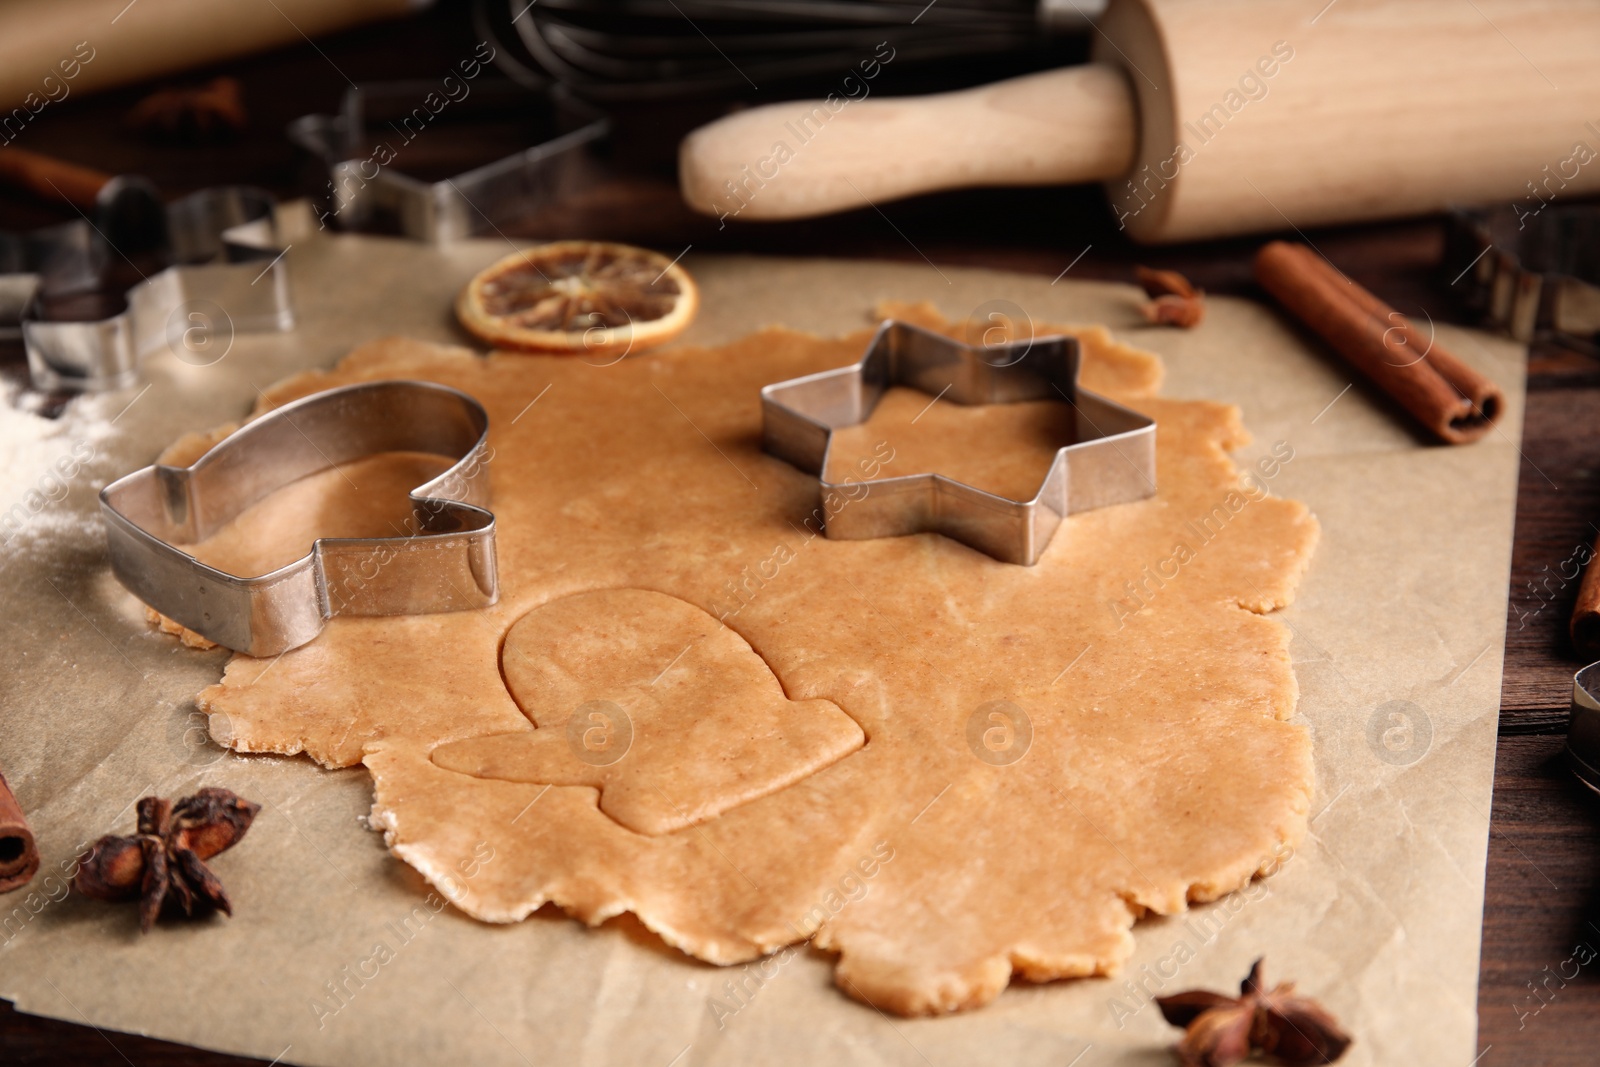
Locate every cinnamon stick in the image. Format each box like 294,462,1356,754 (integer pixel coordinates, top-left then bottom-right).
1573,544,1600,660
0,770,39,894
0,146,110,210
1254,241,1504,444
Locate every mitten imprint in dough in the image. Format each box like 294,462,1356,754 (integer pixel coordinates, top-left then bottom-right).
432,588,864,835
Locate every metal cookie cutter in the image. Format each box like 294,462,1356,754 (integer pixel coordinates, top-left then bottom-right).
760,319,1156,564
1569,663,1600,794
288,80,607,242
7,186,293,393
99,380,498,657
1445,204,1600,348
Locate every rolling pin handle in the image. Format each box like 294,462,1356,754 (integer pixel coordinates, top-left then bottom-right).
679,64,1137,222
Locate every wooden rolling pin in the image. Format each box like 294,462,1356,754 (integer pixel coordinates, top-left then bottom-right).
681,0,1600,243
0,0,420,115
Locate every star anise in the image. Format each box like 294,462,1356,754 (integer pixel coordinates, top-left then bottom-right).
126,76,247,142
1156,958,1351,1067
72,787,259,932
1136,265,1207,328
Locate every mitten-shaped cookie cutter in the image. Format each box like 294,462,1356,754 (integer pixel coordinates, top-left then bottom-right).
99,380,498,657
760,319,1156,564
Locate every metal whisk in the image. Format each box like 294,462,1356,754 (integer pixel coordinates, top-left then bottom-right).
475,0,1104,101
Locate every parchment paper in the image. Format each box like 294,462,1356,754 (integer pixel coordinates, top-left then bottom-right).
0,220,1523,1066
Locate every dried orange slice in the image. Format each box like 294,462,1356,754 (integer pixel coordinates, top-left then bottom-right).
456,241,698,358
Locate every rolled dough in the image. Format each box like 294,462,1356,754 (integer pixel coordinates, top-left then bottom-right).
182,303,1318,1015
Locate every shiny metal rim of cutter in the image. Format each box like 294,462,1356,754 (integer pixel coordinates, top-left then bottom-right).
6,185,294,393
287,80,608,243
1569,663,1600,794
1446,204,1600,347
760,319,1157,565
99,379,498,658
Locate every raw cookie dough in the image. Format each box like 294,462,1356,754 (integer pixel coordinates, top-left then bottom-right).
825,387,1079,501
186,302,1319,1015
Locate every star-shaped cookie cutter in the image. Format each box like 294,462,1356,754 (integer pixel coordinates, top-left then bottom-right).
99,380,498,657
760,319,1156,564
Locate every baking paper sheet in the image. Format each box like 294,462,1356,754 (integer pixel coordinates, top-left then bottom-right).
0,221,1523,1065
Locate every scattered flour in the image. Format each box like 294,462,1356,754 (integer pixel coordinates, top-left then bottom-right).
0,378,122,551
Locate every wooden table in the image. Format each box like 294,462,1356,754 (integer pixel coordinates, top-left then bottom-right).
3,3,1597,1062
